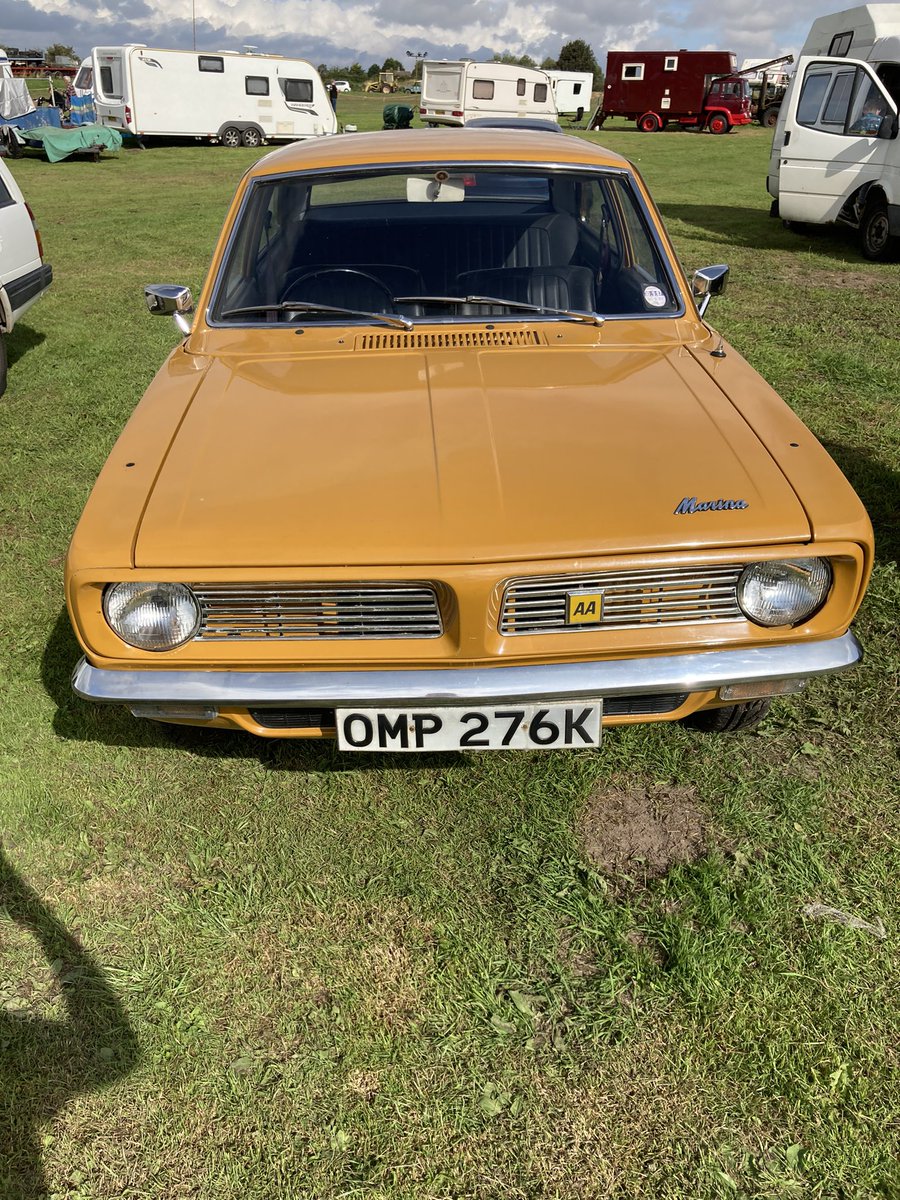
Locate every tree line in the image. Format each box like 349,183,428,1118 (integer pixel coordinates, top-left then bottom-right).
497,40,603,87
321,41,603,89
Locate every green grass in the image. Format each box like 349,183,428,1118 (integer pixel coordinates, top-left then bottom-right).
23,77,69,102
1,116,899,1199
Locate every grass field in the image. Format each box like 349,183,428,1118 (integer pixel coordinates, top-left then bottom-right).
1,100,899,1199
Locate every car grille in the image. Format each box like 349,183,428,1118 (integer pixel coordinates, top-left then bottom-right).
246,693,689,730
249,708,336,729
500,565,744,635
605,692,689,715
193,584,443,640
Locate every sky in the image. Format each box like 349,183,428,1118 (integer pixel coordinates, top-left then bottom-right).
1,0,808,69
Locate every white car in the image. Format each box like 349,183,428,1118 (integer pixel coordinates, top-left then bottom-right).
331,80,352,92
0,157,52,395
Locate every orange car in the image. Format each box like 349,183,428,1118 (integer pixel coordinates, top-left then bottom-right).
65,125,873,751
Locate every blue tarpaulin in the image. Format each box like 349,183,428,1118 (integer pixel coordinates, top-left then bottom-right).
0,105,62,130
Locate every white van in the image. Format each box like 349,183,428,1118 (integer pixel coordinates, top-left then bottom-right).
420,61,557,127
546,71,594,120
91,45,337,146
0,157,52,395
767,5,900,259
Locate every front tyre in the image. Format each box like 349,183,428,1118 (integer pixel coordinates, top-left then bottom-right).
707,113,729,135
860,198,896,261
241,127,262,148
684,698,772,733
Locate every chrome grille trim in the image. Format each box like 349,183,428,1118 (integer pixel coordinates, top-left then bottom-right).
500,565,744,635
193,584,443,640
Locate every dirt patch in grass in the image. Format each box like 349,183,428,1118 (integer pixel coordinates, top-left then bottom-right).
345,1067,381,1103
518,1035,748,1196
778,264,882,293
229,903,435,1032
579,784,714,883
558,929,599,979
354,905,435,1027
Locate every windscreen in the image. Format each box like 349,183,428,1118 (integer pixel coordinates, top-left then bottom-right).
211,165,681,324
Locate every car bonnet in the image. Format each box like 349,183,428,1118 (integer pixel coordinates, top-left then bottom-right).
133,342,811,568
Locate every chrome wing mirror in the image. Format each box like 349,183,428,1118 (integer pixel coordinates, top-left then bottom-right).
145,283,194,335
691,264,729,318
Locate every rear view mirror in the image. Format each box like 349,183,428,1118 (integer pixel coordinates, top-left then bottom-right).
691,264,729,318
145,283,193,315
145,283,194,334
406,175,466,202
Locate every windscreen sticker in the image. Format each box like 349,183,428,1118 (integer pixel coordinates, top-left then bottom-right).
643,285,668,308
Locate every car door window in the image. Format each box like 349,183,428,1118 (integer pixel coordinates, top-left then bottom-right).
846,72,891,135
797,62,895,136
821,70,855,126
797,69,833,125
876,63,900,109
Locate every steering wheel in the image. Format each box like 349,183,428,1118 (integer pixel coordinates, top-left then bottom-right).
280,267,395,307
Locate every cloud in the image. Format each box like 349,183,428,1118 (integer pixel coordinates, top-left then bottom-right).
0,0,813,66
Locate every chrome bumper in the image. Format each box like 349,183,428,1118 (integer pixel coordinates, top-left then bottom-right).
72,632,862,708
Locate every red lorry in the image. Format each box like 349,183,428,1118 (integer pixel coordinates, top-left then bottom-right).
590,50,752,133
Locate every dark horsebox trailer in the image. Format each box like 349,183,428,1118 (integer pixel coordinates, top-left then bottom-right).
590,50,753,132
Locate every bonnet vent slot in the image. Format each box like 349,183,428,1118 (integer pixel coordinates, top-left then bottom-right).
356,329,543,350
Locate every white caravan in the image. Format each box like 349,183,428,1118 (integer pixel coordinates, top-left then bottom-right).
546,71,594,120
91,45,336,146
72,57,93,97
420,61,558,126
767,5,900,259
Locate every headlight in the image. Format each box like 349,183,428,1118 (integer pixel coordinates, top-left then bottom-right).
103,583,200,650
737,559,832,627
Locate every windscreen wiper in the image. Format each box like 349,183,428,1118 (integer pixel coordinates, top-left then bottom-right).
394,295,604,327
220,301,413,331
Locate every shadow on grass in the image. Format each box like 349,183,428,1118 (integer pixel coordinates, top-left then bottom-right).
658,203,864,260
42,610,474,772
5,323,46,372
823,441,900,565
0,849,138,1196
585,122,701,135
9,144,124,167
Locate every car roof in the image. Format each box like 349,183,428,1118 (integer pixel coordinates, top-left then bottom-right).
249,128,630,179
465,117,562,133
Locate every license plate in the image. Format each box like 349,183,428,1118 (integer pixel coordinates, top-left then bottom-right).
336,702,602,752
